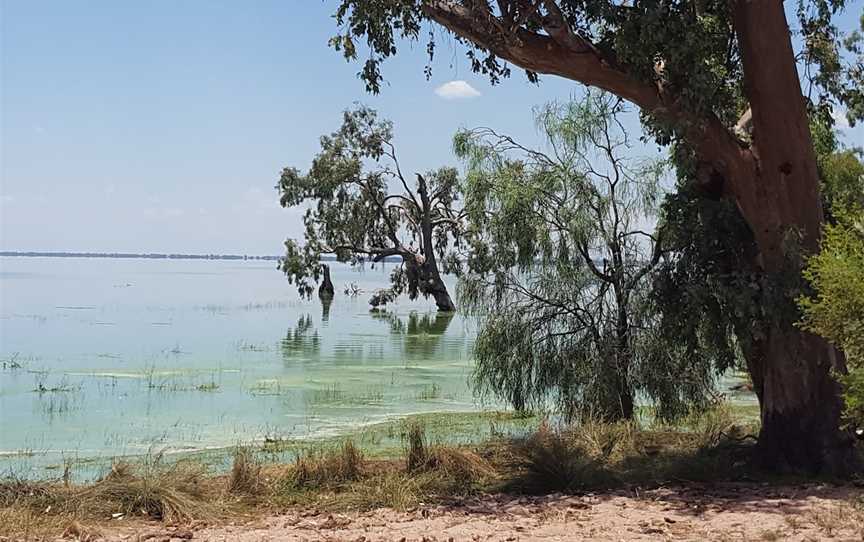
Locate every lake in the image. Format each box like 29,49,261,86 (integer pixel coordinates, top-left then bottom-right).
0,257,479,478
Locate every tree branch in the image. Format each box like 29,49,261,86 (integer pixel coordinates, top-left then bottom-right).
371,247,412,262
626,230,664,292
422,0,753,204
578,242,613,283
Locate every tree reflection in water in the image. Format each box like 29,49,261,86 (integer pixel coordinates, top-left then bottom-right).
280,314,320,358
371,310,455,358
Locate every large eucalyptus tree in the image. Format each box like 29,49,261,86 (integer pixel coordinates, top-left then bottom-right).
324,0,864,473
278,106,464,311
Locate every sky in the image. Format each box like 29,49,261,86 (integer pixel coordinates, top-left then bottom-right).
1,1,862,255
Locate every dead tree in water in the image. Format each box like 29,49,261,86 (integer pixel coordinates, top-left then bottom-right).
318,264,335,299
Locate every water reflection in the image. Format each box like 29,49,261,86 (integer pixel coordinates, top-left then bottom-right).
372,310,455,358
321,295,333,323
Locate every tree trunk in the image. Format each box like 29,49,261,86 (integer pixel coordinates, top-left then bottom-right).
613,290,634,421
416,174,456,312
744,323,855,473
730,0,857,474
319,264,335,299
418,260,456,312
426,272,456,312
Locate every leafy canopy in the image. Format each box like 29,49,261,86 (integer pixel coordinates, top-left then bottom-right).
277,105,464,304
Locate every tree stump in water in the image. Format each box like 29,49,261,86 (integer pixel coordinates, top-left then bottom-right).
319,264,334,299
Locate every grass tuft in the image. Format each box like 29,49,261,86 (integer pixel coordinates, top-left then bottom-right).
279,440,364,490
228,446,263,495
75,459,213,522
404,423,496,485
510,422,614,492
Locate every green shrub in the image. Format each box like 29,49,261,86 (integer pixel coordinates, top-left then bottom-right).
800,205,864,427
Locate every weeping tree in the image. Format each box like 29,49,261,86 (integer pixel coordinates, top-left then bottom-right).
325,0,864,473
454,92,706,421
278,105,464,311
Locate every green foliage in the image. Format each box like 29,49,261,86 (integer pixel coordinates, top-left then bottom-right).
454,92,712,422
651,176,759,377
329,1,864,136
653,141,863,406
799,209,864,360
277,105,464,306
839,369,864,429
796,0,864,127
799,204,864,425
821,150,864,215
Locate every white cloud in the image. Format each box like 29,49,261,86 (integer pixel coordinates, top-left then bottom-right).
434,80,481,100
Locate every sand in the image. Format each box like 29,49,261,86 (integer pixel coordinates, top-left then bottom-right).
92,483,863,542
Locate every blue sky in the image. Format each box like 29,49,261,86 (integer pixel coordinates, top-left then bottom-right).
1,1,861,254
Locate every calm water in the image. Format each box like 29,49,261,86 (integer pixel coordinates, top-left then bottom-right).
0,257,478,476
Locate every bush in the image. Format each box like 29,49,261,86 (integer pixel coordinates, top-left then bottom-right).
800,205,864,427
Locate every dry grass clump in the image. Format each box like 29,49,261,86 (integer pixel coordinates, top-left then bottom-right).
279,440,364,490
271,428,496,512
404,422,496,484
685,401,741,448
510,422,614,492
75,459,213,522
1,476,77,539
0,502,78,540
228,446,264,495
327,471,425,511
0,476,58,508
405,422,430,472
0,457,216,538
573,418,638,461
505,408,753,492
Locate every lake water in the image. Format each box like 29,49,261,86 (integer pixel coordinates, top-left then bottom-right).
0,257,479,477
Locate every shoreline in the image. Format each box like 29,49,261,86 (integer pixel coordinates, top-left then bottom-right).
2,405,861,541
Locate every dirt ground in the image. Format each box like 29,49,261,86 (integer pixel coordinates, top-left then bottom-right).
90,483,863,542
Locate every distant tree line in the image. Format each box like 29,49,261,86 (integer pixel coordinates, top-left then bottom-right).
0,251,281,261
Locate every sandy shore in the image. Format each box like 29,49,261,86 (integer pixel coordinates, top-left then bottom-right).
94,483,862,542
